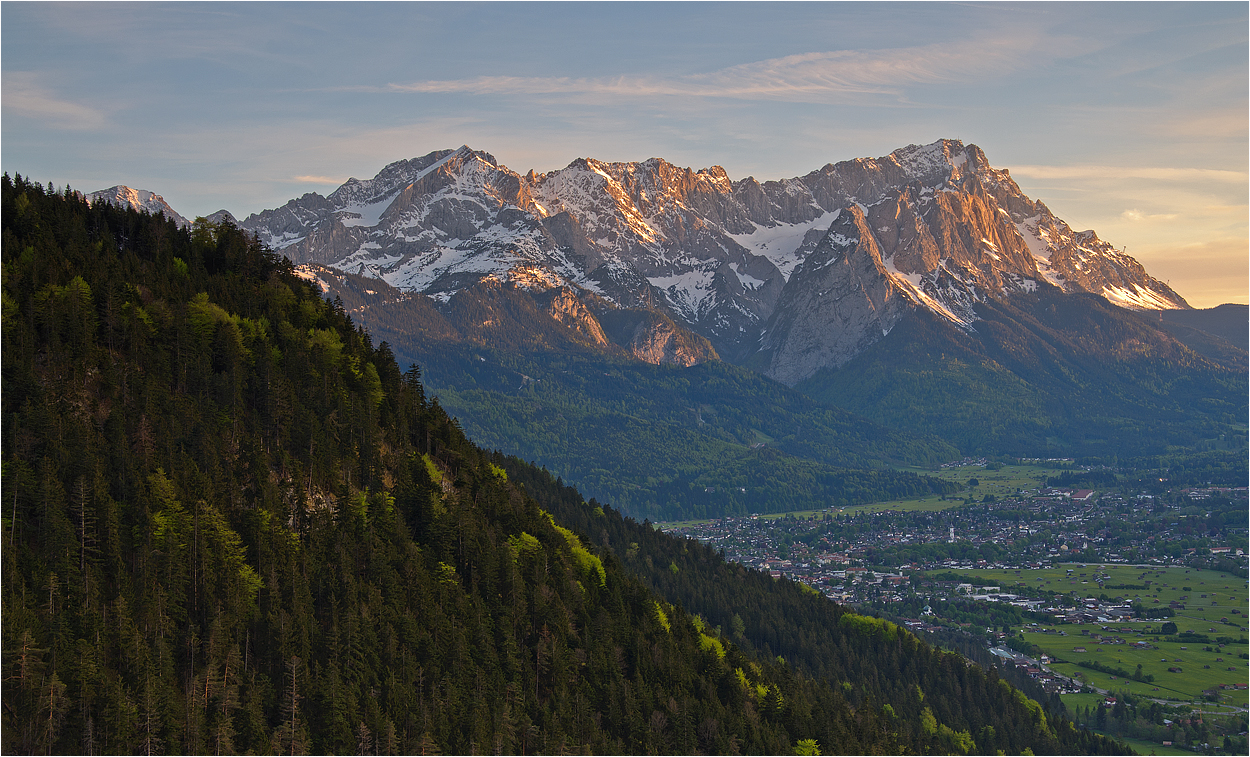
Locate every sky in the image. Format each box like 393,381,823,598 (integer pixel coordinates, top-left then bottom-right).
3,2,1246,307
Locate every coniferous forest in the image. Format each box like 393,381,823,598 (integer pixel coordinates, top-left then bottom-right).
2,176,1130,754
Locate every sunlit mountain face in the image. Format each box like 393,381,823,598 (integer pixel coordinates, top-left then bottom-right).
231,139,1187,381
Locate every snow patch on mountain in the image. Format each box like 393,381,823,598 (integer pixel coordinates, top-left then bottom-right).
1013,218,1065,284
331,249,402,276
882,255,974,327
728,263,766,290
889,140,961,181
728,211,839,281
293,264,330,293
338,195,394,228
649,268,716,318
1102,283,1184,310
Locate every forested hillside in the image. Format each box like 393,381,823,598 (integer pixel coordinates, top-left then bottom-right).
797,293,1247,458
423,347,959,521
506,465,1130,757
1,176,1127,755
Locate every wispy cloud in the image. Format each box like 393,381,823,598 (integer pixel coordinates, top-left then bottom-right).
293,175,347,185
2,72,106,130
1154,109,1249,140
347,44,1023,104
1008,165,1247,183
1120,208,1178,222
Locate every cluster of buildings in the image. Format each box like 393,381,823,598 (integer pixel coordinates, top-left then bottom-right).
1184,487,1246,501
659,476,1248,645
988,646,1084,695
663,480,1247,590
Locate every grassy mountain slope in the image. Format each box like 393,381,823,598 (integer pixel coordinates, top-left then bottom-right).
797,289,1248,459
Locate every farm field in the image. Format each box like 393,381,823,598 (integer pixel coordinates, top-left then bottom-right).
664,491,968,527
756,464,1066,519
769,495,961,518
942,565,1250,709
765,464,1064,518
664,464,1062,526
1090,733,1194,756
939,564,1248,624
898,463,1059,498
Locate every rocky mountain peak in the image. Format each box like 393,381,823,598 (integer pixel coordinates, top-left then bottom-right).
756,203,913,384
205,209,238,225
86,185,191,229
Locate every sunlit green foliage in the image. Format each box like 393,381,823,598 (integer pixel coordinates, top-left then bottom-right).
508,461,1134,756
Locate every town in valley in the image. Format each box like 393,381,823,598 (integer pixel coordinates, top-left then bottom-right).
661,459,1250,755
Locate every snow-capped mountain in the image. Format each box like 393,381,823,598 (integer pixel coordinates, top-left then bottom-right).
86,185,192,230
226,140,1189,382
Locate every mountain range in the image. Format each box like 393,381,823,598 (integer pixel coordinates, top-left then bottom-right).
216,140,1192,380
85,140,1247,518
9,138,1234,754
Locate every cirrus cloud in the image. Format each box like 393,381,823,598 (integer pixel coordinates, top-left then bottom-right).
2,71,106,130
1008,165,1247,183
344,43,1027,104
292,175,348,185
1121,208,1178,222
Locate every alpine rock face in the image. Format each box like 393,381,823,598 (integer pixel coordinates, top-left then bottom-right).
220,140,1189,381
86,185,193,230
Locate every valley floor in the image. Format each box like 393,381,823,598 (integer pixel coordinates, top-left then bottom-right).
660,460,1250,754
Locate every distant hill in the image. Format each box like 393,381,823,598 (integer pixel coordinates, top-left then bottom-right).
1159,303,1249,349
797,290,1247,458
423,346,961,522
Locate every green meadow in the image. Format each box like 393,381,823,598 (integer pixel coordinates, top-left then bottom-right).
662,464,1066,525
940,564,1249,709
898,463,1059,498
755,464,1064,519
1091,733,1195,756
768,463,1064,518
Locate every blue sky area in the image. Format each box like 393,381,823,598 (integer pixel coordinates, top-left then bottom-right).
3,2,1246,305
